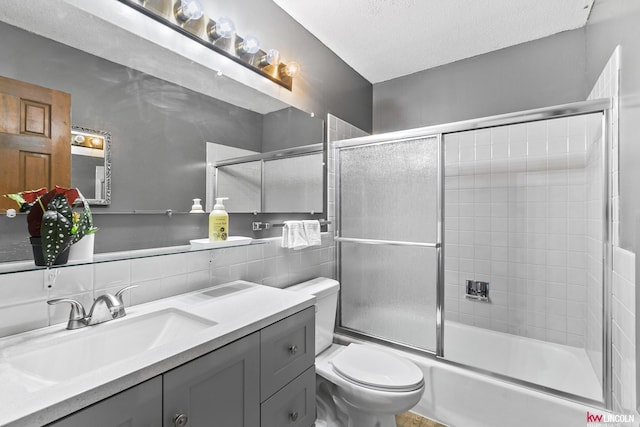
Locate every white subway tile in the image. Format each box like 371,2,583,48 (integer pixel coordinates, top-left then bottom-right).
547,117,568,140
47,265,94,296
0,270,46,306
94,260,131,291
0,301,49,338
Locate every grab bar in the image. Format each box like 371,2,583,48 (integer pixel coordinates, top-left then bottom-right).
334,236,440,248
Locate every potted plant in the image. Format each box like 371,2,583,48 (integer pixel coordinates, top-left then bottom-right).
4,186,98,266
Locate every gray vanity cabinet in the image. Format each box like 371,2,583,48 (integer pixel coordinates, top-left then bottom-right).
45,307,315,427
47,377,162,427
163,332,260,427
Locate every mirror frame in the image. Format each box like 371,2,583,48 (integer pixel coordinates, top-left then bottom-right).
71,126,112,206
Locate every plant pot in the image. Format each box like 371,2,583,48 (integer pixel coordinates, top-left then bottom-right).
68,233,95,262
29,236,70,266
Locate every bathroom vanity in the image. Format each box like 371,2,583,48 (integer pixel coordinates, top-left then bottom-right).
0,281,316,427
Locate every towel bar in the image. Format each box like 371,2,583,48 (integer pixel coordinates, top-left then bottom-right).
252,220,331,231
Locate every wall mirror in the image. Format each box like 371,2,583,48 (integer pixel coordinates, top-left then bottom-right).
71,126,112,205
0,2,327,266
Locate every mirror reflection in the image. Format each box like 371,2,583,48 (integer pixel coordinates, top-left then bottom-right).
214,145,324,214
71,127,112,205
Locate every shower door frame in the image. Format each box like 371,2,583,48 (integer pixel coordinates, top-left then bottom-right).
333,98,613,409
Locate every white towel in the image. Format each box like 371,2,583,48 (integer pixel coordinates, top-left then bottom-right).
281,221,308,250
303,220,321,247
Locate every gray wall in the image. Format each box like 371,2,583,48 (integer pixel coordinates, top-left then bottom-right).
373,29,587,133
585,0,640,252
262,107,324,152
196,0,373,133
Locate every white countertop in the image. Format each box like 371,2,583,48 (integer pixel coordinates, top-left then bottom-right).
0,281,315,426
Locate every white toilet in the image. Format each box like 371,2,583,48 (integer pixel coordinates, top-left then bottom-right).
287,278,425,427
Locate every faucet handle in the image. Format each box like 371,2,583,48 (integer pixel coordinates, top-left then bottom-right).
115,285,138,304
47,298,87,330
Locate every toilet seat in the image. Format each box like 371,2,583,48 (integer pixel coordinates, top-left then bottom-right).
330,344,424,392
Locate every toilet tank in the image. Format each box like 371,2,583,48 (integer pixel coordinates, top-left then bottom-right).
286,277,339,355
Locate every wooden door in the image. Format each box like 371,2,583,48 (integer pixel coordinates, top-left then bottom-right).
0,75,71,210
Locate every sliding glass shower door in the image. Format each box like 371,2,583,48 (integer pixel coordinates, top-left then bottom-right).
336,136,441,352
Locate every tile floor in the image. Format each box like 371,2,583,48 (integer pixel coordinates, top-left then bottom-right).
396,411,447,427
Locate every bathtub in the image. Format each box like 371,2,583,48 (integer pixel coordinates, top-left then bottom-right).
337,320,606,427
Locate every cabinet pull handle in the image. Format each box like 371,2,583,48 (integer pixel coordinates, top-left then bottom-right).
289,411,299,422
174,413,189,426
288,345,298,355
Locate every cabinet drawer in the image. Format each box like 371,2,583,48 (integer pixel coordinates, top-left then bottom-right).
260,366,316,427
260,307,315,400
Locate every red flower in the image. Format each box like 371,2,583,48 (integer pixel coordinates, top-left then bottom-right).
26,186,80,237
19,187,48,204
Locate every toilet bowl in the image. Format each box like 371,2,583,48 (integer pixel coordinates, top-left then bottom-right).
286,278,425,427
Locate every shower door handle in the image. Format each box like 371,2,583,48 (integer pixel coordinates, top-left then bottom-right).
334,236,440,248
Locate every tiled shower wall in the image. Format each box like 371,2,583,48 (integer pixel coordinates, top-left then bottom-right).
443,113,601,347
0,235,335,339
588,47,636,415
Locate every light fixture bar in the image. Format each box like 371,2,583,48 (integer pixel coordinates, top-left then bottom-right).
117,0,296,91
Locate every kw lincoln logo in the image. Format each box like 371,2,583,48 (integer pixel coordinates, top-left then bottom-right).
586,411,636,426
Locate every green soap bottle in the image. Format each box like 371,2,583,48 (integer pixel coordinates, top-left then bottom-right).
209,197,229,241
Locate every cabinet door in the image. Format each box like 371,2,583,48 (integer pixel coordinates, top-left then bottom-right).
163,333,260,427
47,377,162,427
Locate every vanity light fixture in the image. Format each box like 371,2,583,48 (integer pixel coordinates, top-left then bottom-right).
207,16,235,41
174,0,204,24
117,0,299,90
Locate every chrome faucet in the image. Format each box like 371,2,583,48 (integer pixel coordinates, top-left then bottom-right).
47,285,138,330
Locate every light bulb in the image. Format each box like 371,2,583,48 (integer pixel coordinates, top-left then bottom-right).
207,16,236,41
174,0,204,23
238,34,260,55
260,49,280,67
282,61,300,78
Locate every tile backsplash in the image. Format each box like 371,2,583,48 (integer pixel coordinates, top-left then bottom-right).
0,235,335,339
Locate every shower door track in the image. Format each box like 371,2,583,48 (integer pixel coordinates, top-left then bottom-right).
333,97,613,409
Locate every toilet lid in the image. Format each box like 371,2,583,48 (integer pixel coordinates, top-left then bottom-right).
331,344,424,391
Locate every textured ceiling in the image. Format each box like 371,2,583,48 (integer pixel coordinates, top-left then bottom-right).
273,0,595,83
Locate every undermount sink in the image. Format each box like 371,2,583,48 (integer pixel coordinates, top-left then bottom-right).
4,308,216,383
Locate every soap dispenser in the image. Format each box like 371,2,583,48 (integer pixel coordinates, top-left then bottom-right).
190,198,204,213
209,197,229,241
